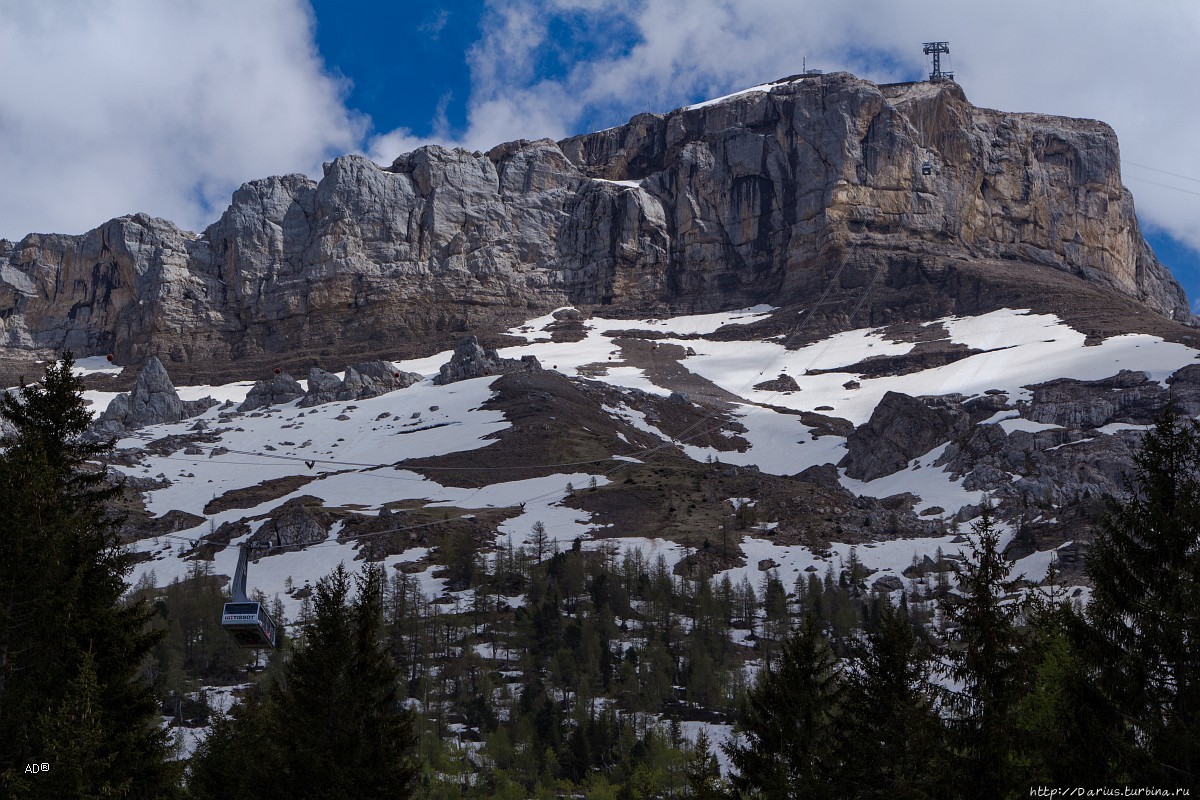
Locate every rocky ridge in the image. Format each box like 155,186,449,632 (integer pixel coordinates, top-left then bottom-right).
300,361,422,406
0,72,1191,384
238,359,425,412
434,337,542,385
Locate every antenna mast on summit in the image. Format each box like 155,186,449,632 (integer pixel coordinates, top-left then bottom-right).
922,41,953,82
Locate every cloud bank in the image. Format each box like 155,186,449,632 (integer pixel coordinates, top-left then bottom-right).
0,0,361,238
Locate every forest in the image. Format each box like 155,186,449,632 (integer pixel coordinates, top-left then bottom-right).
1,356,1197,799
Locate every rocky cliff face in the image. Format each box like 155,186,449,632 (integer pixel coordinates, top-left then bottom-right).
0,72,1190,377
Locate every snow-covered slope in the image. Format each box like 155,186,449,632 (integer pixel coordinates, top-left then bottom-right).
112,305,1200,617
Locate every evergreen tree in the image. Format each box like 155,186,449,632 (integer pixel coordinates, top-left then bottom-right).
1012,604,1128,786
725,615,842,799
684,728,726,800
186,689,281,799
530,521,550,564
191,563,418,799
1084,407,1200,784
282,563,417,796
837,602,943,799
0,354,178,796
938,505,1030,799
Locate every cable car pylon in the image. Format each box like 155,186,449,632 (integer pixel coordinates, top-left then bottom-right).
220,543,278,649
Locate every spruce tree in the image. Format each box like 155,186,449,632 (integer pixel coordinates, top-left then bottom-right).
684,728,725,799
0,354,178,796
938,504,1030,799
1012,604,1128,786
725,614,842,799
186,689,281,799
837,602,943,799
190,563,418,799
281,563,418,796
1084,406,1200,784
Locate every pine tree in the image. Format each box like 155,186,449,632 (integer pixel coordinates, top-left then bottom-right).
938,504,1030,799
1083,406,1200,783
725,614,842,799
0,354,178,796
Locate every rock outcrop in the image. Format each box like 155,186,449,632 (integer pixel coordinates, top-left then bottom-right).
249,497,328,550
299,361,422,406
840,391,969,481
92,356,215,435
434,337,542,385
302,368,343,406
838,368,1200,529
0,72,1190,378
1025,370,1175,429
239,373,305,412
753,373,800,392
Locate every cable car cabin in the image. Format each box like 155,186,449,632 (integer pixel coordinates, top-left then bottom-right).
922,161,933,176
221,601,278,649
221,543,278,648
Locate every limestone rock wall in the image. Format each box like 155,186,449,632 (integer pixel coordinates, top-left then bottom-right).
0,73,1189,373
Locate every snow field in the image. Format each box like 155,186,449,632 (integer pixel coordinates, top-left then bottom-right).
115,305,1193,608
839,442,985,519
674,309,1197,424
685,81,790,110
121,376,508,516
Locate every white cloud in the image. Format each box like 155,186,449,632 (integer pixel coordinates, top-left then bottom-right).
366,128,443,166
0,0,362,239
421,0,1200,257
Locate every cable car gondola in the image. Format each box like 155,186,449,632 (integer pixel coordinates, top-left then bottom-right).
221,544,278,649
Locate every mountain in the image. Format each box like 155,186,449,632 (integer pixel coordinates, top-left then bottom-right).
0,71,1191,390
5,69,1200,603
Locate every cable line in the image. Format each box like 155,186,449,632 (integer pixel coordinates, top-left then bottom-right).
1122,160,1200,185
1123,176,1200,198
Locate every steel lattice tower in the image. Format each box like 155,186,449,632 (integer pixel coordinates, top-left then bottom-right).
922,41,954,82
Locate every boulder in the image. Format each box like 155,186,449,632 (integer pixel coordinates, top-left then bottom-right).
300,368,344,407
872,575,905,593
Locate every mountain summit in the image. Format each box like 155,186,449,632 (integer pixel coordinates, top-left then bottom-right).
0,71,1191,385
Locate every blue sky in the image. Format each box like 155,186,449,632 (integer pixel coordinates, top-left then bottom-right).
1,0,1198,310
307,1,485,141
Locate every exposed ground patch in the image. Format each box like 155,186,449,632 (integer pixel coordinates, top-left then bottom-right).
202,473,320,515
